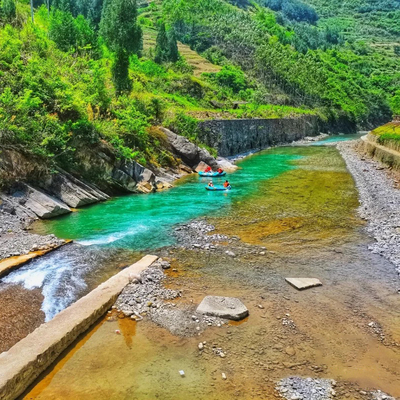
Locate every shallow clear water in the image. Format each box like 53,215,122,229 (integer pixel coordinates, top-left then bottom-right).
1,134,361,322
312,133,365,145
23,137,400,399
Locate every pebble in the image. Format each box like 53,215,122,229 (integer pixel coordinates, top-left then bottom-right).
276,376,335,400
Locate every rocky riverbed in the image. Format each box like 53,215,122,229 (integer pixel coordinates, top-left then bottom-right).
338,141,400,278
114,259,226,336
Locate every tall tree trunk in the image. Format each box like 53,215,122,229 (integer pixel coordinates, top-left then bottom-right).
30,0,34,23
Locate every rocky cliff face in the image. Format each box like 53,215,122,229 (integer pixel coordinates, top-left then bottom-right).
198,116,319,156
0,128,225,220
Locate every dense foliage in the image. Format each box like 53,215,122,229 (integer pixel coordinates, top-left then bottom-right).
0,0,398,184
163,0,399,126
0,0,315,178
154,22,179,64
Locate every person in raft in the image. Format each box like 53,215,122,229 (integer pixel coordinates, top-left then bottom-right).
217,167,224,174
204,166,212,173
223,180,230,188
208,181,214,187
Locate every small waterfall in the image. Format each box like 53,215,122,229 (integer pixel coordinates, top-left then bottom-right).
1,244,133,321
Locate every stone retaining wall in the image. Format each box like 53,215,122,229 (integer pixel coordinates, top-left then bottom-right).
361,134,400,170
198,116,319,157
0,255,158,400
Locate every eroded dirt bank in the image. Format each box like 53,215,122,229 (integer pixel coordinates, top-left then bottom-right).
23,145,400,400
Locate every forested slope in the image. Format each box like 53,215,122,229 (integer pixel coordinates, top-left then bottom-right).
163,0,399,128
0,0,317,189
0,0,399,190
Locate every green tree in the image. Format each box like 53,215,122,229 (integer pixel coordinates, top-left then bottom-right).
100,0,142,94
154,22,168,63
112,48,132,94
87,0,104,28
75,14,97,53
49,9,77,51
155,22,179,63
1,0,16,22
167,27,179,62
51,0,72,12
99,0,142,54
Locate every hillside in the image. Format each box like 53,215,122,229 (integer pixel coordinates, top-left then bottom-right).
302,0,400,43
162,0,399,127
0,0,315,190
0,0,399,191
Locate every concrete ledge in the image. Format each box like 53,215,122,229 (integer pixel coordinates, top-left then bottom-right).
0,254,158,400
361,134,400,170
0,241,72,279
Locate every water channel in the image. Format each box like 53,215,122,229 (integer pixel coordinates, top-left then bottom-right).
3,137,400,399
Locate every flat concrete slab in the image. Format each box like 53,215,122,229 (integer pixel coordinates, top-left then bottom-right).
0,254,158,400
196,296,249,321
285,278,322,290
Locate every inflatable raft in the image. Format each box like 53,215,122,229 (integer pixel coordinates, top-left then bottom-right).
198,171,226,177
205,185,231,191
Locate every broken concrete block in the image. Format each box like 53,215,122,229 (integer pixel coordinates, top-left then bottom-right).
285,278,322,290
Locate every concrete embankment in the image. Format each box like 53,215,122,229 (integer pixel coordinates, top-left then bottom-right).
198,116,319,157
0,254,158,400
360,133,400,170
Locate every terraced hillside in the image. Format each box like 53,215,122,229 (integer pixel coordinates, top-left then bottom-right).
143,28,221,76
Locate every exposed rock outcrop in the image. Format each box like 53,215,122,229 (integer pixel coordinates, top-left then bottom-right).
43,170,109,208
0,127,224,221
161,127,218,169
12,183,71,219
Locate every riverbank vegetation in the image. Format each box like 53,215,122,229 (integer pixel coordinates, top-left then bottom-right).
0,0,399,177
371,122,400,151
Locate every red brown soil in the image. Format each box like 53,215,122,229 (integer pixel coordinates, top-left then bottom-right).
0,284,45,353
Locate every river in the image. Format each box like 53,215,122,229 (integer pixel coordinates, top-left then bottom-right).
3,137,400,399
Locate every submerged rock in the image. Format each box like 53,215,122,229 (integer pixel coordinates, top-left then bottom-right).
196,296,249,321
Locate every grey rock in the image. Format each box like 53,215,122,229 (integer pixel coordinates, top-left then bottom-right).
196,296,249,321
161,127,218,169
19,183,71,219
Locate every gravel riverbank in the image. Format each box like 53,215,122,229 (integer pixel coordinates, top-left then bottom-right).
0,210,65,261
337,141,400,278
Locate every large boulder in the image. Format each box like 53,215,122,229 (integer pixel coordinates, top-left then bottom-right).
217,157,238,172
120,160,156,193
43,173,103,208
161,128,218,170
12,184,71,219
196,296,249,321
111,169,137,192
